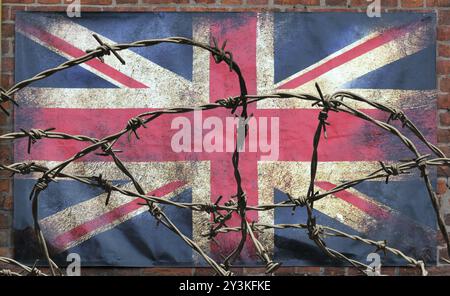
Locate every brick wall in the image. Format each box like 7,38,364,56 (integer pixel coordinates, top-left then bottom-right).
0,0,449,276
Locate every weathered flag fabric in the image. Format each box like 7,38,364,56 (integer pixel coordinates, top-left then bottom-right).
13,12,437,266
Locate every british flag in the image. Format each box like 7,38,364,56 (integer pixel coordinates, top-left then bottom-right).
13,12,438,266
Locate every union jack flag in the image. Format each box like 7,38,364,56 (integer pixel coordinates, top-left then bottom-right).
13,12,438,266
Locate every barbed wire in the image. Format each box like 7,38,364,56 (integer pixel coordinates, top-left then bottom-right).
0,33,449,276
0,257,48,276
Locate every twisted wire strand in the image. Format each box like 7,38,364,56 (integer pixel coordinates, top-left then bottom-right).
0,257,47,276
0,35,448,276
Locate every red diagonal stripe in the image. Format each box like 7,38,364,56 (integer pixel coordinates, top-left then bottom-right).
52,180,186,250
278,21,423,89
16,20,148,88
315,181,391,220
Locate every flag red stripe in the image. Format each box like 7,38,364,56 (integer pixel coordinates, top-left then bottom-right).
15,107,435,163
315,181,391,220
16,20,148,88
278,22,418,89
53,180,186,250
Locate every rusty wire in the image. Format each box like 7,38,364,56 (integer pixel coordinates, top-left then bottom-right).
0,34,449,276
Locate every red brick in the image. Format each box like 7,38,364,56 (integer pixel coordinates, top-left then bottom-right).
384,6,435,9
1,57,14,73
0,126,12,136
80,268,117,276
111,268,142,276
352,0,398,6
322,267,346,275
0,180,10,194
295,266,322,275
381,267,398,275
439,144,450,155
116,0,139,3
229,7,283,11
143,0,189,3
154,6,184,10
143,267,193,276
1,23,14,40
29,5,103,12
438,26,450,41
193,267,216,276
0,125,10,135
0,211,11,229
428,266,450,274
399,266,423,275
346,267,366,276
193,267,242,275
2,7,10,22
439,94,450,109
437,230,447,245
445,214,450,225
275,0,320,4
229,267,244,275
401,0,424,7
440,44,450,59
242,267,267,275
440,112,450,126
0,113,11,126
103,6,178,12
0,104,12,115
437,178,449,194
0,229,11,247
80,268,143,276
439,247,450,263
1,41,10,58
179,7,228,11
309,7,361,11
346,267,396,276
221,0,243,4
438,59,450,75
272,266,296,275
0,166,12,189
0,194,12,210
3,0,33,3
439,0,450,5
79,0,112,4
284,6,310,11
439,10,450,25
0,247,12,257
326,0,348,5
247,0,269,4
0,146,13,161
38,0,63,4
438,128,450,142
1,74,14,89
439,45,450,60
0,105,12,120
0,146,11,164
8,6,27,22
428,0,450,5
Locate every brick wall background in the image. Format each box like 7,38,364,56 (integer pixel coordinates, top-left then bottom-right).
0,0,449,276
